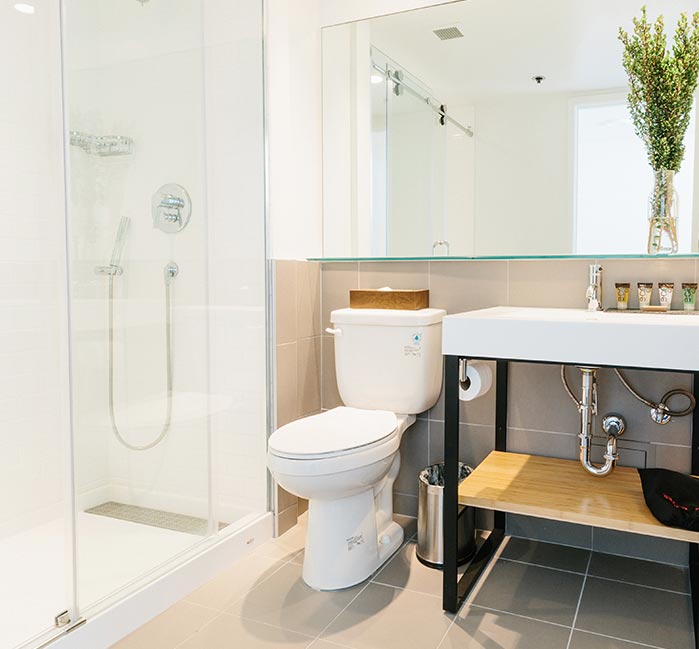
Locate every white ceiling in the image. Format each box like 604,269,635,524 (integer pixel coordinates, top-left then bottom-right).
360,0,699,103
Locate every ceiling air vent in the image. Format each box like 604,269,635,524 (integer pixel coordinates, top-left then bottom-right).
433,25,464,40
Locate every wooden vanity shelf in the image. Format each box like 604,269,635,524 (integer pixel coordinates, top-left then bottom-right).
459,451,699,544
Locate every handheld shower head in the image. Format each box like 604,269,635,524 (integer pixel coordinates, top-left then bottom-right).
95,216,130,276
109,216,130,268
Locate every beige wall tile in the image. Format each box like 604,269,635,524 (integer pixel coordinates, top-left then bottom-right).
296,261,321,338
275,260,297,345
428,421,495,469
358,260,429,290
508,258,591,308
508,428,579,459
277,503,299,535
277,485,297,512
321,334,343,410
276,342,298,428
321,261,358,329
393,492,418,517
509,363,580,433
654,443,692,474
297,336,321,416
429,260,508,314
394,419,429,497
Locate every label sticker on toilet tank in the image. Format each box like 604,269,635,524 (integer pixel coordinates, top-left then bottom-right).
403,332,422,357
346,534,364,551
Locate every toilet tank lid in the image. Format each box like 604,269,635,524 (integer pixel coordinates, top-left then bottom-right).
330,307,446,326
269,407,398,457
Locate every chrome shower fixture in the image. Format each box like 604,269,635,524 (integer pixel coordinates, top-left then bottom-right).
70,131,134,157
152,184,192,233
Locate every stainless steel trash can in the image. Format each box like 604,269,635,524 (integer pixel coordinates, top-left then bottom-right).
416,462,476,568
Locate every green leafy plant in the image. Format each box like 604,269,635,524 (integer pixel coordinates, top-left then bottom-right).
619,6,699,172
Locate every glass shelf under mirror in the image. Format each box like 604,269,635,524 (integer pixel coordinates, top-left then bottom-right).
311,254,699,262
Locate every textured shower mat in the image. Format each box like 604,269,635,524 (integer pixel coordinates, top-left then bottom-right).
85,501,228,536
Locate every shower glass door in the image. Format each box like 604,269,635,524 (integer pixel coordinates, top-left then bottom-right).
2,0,267,645
0,2,76,647
62,0,268,621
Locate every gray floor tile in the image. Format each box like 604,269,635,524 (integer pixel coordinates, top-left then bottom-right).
321,582,452,649
588,552,689,593
575,577,694,649
591,528,688,566
471,559,583,626
230,563,364,637
372,541,463,597
568,630,652,649
185,554,286,610
439,605,571,649
501,537,590,573
177,613,315,648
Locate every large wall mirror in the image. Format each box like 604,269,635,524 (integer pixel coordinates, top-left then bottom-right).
321,0,699,259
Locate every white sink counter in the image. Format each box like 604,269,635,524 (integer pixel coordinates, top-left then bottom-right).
442,306,699,371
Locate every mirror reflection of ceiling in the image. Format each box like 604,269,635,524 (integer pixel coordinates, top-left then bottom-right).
321,0,699,260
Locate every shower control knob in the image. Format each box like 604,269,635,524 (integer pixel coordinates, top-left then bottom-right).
602,414,625,437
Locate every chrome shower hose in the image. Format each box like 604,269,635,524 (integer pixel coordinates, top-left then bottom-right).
108,273,173,451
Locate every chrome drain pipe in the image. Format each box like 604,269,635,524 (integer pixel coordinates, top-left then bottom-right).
562,366,622,477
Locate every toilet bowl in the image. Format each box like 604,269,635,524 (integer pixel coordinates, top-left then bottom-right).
268,407,415,590
268,307,445,590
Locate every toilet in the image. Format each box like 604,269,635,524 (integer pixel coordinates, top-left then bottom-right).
267,307,445,590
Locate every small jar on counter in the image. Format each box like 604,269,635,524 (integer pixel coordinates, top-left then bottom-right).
682,283,698,311
614,283,630,310
637,282,653,309
658,282,674,309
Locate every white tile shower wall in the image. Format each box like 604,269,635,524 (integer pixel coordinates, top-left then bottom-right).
68,0,267,524
0,3,71,538
320,258,697,562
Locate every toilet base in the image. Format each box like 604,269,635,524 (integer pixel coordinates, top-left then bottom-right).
302,490,404,591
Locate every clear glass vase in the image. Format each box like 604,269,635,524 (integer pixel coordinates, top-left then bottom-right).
647,169,679,255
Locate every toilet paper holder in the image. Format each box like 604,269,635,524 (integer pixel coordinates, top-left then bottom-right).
457,359,493,401
458,358,470,391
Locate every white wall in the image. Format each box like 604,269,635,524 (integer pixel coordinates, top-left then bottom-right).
266,0,323,259
473,93,572,255
321,0,455,26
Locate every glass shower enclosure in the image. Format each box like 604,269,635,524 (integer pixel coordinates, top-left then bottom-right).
1,2,269,648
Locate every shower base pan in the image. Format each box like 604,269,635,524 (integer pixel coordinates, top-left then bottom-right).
85,502,228,536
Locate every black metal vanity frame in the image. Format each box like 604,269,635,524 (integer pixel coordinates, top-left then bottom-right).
442,355,699,647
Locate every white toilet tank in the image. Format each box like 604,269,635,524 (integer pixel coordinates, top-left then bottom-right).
329,307,446,414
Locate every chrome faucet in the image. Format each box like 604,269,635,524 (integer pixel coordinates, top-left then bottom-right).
586,264,603,311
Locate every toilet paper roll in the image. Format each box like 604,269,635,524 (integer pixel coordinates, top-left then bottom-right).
459,361,493,401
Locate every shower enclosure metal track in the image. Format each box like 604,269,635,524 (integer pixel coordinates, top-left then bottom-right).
441,356,699,649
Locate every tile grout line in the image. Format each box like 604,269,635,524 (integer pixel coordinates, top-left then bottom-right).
468,603,572,629
312,579,373,642
575,628,671,649
565,550,593,649
588,573,690,596
436,534,514,649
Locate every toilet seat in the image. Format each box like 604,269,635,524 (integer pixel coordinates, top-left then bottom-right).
269,407,398,460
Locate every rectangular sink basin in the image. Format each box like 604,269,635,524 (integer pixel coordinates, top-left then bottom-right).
442,306,699,371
